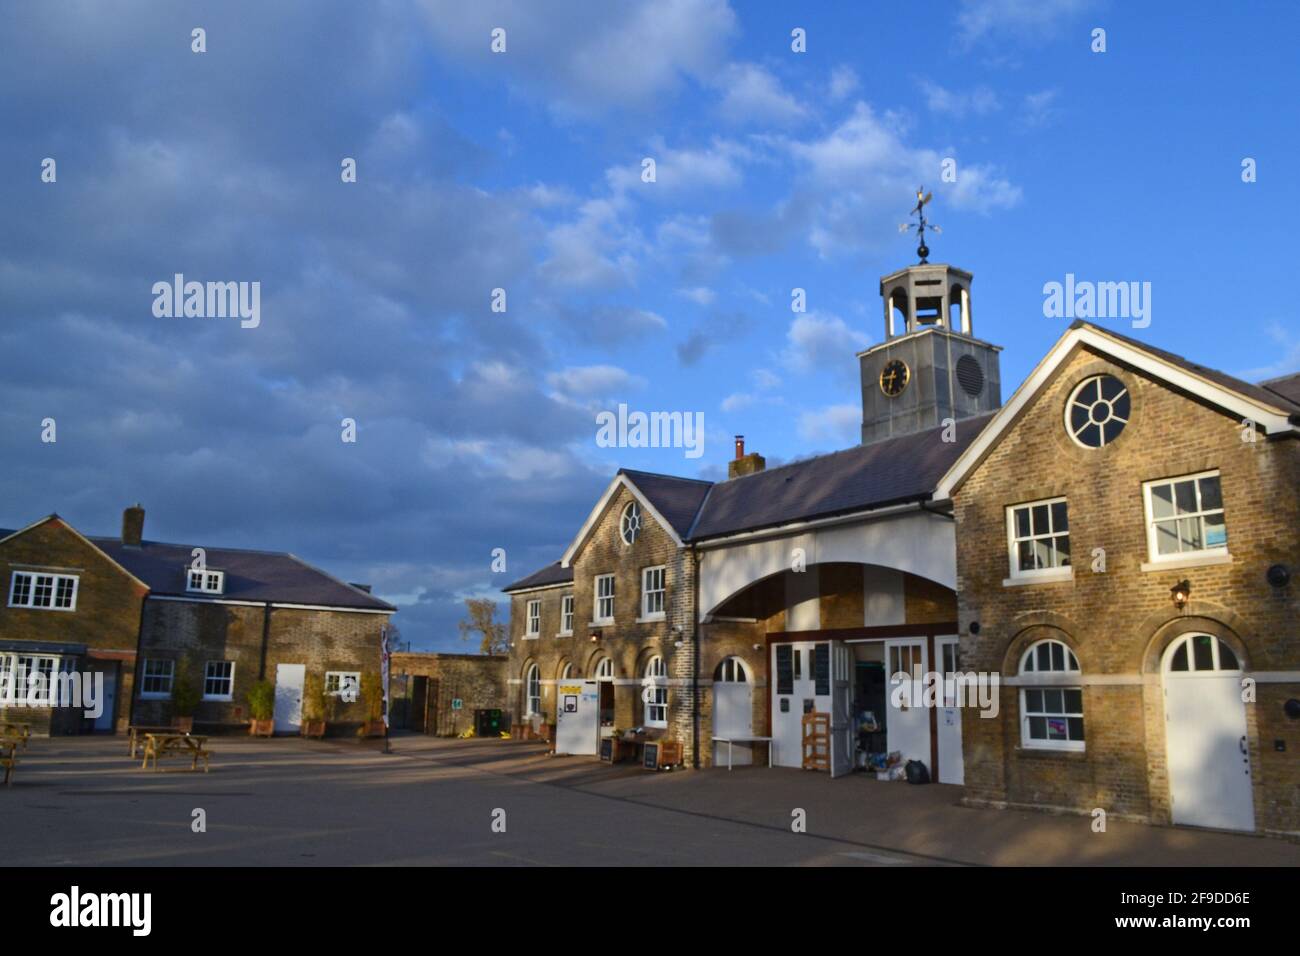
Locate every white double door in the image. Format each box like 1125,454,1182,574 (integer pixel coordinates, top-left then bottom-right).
770,641,853,777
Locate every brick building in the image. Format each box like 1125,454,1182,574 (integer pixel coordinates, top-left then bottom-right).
389,651,506,737
937,322,1300,835
503,252,1299,839
1,504,395,735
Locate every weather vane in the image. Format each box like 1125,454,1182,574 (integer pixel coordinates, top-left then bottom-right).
899,187,941,263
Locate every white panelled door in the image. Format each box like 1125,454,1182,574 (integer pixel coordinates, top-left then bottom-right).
1164,634,1254,831
830,643,854,778
935,636,964,785
713,657,754,766
884,638,930,768
273,663,306,734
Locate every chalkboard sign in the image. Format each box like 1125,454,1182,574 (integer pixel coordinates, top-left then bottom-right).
814,643,830,695
599,737,613,762
643,742,660,769
775,645,793,695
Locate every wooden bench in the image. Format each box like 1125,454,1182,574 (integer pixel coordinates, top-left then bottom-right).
128,725,177,759
1,724,31,750
140,733,211,773
1,739,18,787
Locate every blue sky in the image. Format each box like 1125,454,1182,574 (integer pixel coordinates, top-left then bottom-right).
2,0,1297,650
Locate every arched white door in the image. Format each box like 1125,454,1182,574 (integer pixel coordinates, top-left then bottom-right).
713,657,753,766
1163,634,1254,831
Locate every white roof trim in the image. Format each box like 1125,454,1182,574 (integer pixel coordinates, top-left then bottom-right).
560,473,685,567
935,325,1299,499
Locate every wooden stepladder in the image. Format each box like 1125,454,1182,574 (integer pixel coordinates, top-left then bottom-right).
801,712,830,771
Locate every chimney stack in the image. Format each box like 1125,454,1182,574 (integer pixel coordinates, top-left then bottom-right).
122,503,145,547
728,436,766,480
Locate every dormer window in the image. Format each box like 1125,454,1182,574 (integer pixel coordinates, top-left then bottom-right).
186,568,225,595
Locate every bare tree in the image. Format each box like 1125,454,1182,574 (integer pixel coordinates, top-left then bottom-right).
458,598,508,655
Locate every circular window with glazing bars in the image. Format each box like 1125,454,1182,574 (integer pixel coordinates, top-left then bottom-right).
620,501,641,544
1065,374,1130,448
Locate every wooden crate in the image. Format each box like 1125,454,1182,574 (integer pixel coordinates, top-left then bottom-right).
801,712,830,771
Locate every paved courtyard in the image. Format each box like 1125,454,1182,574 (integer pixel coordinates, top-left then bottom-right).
3,733,1297,866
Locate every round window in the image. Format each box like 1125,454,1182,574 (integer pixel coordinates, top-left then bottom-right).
1065,374,1130,448
620,501,641,544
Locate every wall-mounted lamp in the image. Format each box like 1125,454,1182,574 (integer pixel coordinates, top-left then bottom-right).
969,621,981,635
589,629,602,643
1267,564,1291,589
1170,579,1191,609
752,643,762,651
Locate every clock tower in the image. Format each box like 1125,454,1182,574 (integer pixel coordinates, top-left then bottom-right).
859,193,1003,444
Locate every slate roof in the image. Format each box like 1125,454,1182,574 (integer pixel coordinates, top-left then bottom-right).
617,469,712,538
502,560,574,593
85,536,395,610
1261,371,1300,408
1072,321,1300,414
687,413,996,540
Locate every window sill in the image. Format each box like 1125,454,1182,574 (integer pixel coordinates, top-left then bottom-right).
635,615,666,624
521,634,539,641
555,631,573,639
202,696,233,703
1140,551,1232,573
1002,569,1073,587
588,621,614,628
139,693,172,701
1016,743,1086,757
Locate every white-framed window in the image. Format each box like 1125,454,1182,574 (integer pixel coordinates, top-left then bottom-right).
525,599,541,637
641,566,665,618
620,501,641,545
643,656,667,727
525,664,541,717
0,653,62,704
1018,640,1084,752
560,594,574,635
1143,471,1227,561
594,574,615,624
560,662,575,680
202,660,235,701
594,657,614,680
1006,497,1071,579
325,671,360,698
1065,374,1130,448
185,568,225,594
140,659,175,698
8,571,79,611
714,657,748,682
1164,633,1241,674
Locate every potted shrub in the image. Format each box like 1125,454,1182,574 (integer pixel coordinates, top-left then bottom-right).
171,655,201,733
300,672,327,738
246,680,276,736
357,670,385,738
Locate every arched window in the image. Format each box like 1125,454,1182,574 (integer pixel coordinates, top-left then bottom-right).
714,657,749,683
525,664,541,717
643,656,667,728
1018,639,1084,751
593,657,614,680
559,662,575,680
1164,633,1240,674
620,501,641,545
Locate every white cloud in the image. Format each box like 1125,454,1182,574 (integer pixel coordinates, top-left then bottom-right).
828,65,860,101
798,404,861,444
921,81,1001,116
714,62,806,126
677,286,717,305
546,364,646,399
781,312,870,374
1020,88,1061,128
956,0,1093,46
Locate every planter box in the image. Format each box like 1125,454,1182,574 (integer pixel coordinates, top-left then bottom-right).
173,717,194,733
301,719,327,739
248,719,275,737
357,720,386,738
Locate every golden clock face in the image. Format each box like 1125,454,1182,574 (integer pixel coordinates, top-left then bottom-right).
879,359,910,397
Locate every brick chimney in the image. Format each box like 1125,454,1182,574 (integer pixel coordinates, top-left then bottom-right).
728,434,766,479
122,503,145,547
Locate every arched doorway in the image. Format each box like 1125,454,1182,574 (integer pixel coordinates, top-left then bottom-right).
713,657,753,766
1163,633,1254,831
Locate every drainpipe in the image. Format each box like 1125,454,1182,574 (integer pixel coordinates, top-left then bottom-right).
258,602,272,680
691,546,701,769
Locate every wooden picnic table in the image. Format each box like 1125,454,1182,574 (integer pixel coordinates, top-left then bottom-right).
128,725,178,758
140,733,211,773
1,724,31,750
1,738,18,786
